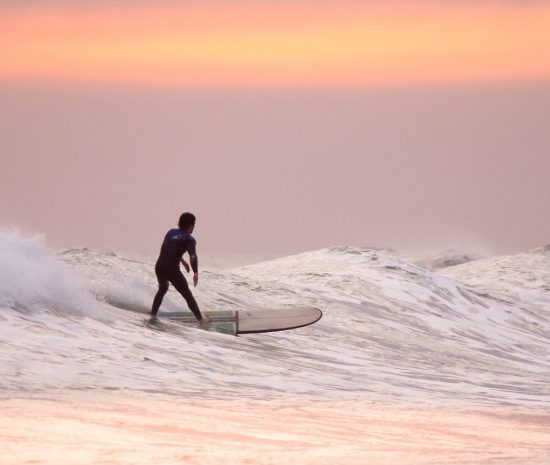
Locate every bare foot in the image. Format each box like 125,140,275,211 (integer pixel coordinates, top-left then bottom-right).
200,315,212,325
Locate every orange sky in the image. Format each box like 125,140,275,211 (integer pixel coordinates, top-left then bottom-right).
1,2,550,86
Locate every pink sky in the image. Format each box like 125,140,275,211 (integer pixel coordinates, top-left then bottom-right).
1,1,549,257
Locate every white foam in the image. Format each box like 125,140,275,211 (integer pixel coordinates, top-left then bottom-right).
0,228,100,317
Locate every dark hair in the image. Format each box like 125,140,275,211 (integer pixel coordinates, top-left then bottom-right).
178,212,196,230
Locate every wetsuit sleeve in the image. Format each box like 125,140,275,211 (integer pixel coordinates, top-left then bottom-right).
187,238,198,273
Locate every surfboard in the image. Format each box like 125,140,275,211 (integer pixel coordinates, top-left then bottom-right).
158,307,322,336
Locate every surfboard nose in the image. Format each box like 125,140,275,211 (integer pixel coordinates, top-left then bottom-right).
237,307,322,334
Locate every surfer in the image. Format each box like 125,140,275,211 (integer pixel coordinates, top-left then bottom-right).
151,212,211,325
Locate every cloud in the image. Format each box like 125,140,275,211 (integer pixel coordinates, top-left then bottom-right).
2,0,549,87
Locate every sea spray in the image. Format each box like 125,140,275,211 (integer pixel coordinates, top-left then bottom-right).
0,229,99,316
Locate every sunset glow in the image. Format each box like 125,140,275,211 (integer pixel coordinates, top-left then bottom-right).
1,2,550,86
3,395,550,465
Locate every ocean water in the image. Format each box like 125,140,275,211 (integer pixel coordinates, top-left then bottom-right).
1,230,549,464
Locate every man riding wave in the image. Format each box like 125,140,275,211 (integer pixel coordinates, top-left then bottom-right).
151,212,210,325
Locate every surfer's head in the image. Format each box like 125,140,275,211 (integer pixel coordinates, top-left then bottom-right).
178,212,196,232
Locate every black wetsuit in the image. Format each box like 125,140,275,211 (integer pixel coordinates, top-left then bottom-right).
151,228,202,320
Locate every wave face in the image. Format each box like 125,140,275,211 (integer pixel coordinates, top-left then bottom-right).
1,231,549,409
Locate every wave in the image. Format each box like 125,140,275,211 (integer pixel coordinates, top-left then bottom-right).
0,229,100,316
1,230,549,409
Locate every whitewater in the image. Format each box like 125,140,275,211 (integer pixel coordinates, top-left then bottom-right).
1,229,549,464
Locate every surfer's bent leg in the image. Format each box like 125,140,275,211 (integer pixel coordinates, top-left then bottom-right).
168,271,203,321
151,274,169,316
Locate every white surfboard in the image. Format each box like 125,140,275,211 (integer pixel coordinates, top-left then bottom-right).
158,307,322,335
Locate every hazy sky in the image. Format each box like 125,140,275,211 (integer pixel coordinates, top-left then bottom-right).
1,1,549,257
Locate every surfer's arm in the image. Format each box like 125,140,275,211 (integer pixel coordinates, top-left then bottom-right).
187,239,199,286
187,239,199,274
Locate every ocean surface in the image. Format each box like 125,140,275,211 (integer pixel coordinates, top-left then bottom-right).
1,230,549,464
